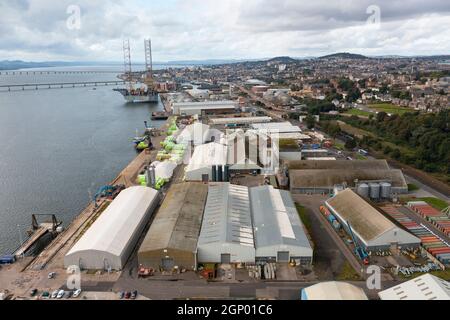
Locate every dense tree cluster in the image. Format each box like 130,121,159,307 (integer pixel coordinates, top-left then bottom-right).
341,110,450,178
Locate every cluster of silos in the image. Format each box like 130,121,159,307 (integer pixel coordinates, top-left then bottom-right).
211,165,230,182
357,182,392,200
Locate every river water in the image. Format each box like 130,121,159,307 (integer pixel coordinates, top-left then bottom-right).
0,66,168,254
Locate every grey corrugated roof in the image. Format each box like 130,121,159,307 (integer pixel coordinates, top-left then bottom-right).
287,160,390,170
138,183,208,254
290,169,407,188
326,189,395,242
250,185,312,250
198,183,254,247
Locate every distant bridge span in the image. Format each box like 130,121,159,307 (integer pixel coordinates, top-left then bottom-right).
0,70,120,75
0,80,126,91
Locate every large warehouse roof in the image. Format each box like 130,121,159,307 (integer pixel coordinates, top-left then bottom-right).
186,142,228,171
378,274,450,300
287,160,390,170
198,183,254,248
326,189,419,245
176,123,212,145
327,189,396,241
173,100,236,110
290,169,407,189
138,183,208,256
252,122,301,133
65,187,159,270
250,186,312,253
209,117,272,125
302,282,368,300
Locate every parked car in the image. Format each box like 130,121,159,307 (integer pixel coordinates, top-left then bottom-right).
30,289,38,297
57,290,65,299
51,290,59,299
73,289,82,298
118,291,125,299
65,291,73,299
48,272,56,279
125,291,131,299
131,291,138,300
41,291,50,299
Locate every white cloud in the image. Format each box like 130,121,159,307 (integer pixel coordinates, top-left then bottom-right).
0,0,449,61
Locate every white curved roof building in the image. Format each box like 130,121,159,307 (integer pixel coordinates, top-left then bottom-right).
301,282,368,300
64,186,160,271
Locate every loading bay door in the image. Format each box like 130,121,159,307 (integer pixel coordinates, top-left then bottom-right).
221,254,231,264
277,251,290,263
162,258,174,270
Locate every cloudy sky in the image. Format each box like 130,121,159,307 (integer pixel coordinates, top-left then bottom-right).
0,0,449,62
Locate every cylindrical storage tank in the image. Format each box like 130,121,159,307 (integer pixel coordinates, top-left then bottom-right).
211,165,217,182
224,165,230,182
357,183,370,198
217,165,223,182
369,183,380,200
380,182,392,199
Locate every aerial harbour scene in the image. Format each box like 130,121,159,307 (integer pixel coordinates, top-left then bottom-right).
0,0,449,308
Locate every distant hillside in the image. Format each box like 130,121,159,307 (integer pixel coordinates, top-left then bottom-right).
319,52,369,60
267,56,298,64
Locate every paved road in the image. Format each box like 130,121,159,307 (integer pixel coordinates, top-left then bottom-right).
293,195,365,278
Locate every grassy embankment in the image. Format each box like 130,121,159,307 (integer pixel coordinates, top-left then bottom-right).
367,103,412,115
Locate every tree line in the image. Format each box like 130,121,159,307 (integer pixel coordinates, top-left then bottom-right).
321,110,450,182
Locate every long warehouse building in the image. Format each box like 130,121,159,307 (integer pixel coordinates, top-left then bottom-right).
64,187,160,270
138,183,208,271
197,183,255,264
326,189,421,251
250,186,313,264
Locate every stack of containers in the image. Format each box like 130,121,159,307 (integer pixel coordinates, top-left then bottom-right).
408,202,450,237
382,205,450,265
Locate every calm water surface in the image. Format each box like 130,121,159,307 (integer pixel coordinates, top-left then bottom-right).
0,66,167,254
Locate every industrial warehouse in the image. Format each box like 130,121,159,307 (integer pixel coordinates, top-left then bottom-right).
250,186,313,264
288,160,408,196
64,187,160,270
378,274,450,300
172,100,237,116
197,183,255,264
134,182,313,270
137,183,208,271
325,189,421,251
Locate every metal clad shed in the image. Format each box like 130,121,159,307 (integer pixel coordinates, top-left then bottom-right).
197,183,255,263
137,183,208,270
64,187,160,270
325,189,421,251
250,186,313,265
185,143,228,181
378,274,450,300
